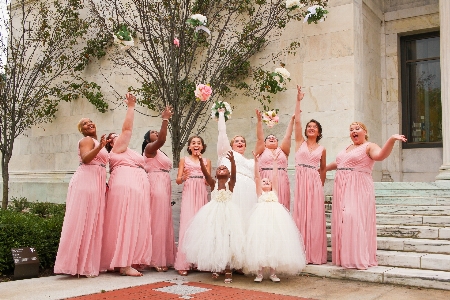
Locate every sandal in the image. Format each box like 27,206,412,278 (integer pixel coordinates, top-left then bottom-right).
211,272,219,279
154,266,164,272
224,271,232,283
177,270,188,276
120,266,143,277
161,266,169,272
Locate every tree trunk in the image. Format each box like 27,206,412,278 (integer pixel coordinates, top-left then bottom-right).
1,153,10,210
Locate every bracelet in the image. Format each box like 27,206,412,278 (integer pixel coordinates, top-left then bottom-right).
162,118,169,122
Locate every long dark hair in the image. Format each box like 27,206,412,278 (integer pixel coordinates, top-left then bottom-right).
186,136,207,154
105,133,116,153
142,130,150,154
304,119,323,142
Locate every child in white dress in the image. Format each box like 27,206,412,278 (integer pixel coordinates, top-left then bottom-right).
183,151,245,283
245,152,307,282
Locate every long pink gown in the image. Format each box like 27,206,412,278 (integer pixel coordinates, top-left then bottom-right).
331,142,377,269
174,157,208,271
258,147,290,210
294,142,327,264
144,150,176,268
101,148,152,270
54,138,108,276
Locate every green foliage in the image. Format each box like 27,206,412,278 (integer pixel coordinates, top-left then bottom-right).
0,203,65,273
7,197,31,213
114,24,132,41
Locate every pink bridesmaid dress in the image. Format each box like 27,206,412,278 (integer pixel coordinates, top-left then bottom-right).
144,150,176,268
331,142,377,269
258,147,290,210
54,138,108,276
101,148,152,270
294,141,327,264
174,157,208,271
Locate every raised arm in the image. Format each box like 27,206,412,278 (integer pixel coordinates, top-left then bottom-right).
144,106,173,157
253,151,262,197
217,110,232,158
79,134,109,164
112,93,136,154
368,134,407,161
295,85,305,152
227,151,236,192
254,109,265,155
199,154,215,189
280,115,294,156
319,148,327,186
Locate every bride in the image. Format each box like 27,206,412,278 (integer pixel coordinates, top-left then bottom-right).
217,110,258,221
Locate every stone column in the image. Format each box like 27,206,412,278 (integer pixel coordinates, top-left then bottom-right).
436,0,450,180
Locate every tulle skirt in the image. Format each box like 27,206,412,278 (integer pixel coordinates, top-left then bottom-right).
244,201,306,275
183,199,245,272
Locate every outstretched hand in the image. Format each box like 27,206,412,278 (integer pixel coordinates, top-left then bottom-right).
161,106,173,119
99,134,110,148
297,85,304,102
392,134,407,142
226,150,235,163
255,109,262,120
124,92,136,107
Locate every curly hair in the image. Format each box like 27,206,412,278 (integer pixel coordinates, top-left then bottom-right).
304,119,323,142
350,122,369,140
105,133,116,153
186,135,207,154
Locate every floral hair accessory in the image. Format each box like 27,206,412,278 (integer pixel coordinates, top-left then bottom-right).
211,101,232,121
113,24,134,51
194,84,212,101
304,5,328,24
186,14,211,36
262,110,279,128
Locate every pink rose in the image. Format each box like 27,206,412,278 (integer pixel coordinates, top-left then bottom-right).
194,84,212,101
273,115,279,122
174,38,180,47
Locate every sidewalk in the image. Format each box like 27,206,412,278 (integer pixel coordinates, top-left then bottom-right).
1,270,450,300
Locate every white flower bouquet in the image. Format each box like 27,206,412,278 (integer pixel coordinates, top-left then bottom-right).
304,5,328,24
211,101,232,121
186,14,210,36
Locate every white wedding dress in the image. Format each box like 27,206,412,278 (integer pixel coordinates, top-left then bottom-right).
217,112,258,222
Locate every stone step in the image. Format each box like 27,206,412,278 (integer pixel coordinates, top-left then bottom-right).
326,235,450,254
375,196,450,206
376,205,450,216
325,213,450,226
302,263,450,290
325,223,449,239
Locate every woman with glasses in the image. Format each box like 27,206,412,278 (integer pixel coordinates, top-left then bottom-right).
100,93,152,277
254,109,295,210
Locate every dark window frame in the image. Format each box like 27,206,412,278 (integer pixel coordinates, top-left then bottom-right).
400,31,442,149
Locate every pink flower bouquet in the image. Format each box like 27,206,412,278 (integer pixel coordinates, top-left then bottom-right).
194,84,212,101
262,110,279,128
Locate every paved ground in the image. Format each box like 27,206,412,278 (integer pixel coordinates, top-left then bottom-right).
1,269,450,300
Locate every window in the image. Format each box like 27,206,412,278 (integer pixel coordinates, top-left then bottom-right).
401,32,441,148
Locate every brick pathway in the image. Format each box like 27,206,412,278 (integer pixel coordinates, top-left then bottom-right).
67,279,311,300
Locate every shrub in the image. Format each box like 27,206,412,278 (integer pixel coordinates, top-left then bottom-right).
0,201,65,274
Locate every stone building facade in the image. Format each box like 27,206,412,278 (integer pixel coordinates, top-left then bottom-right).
4,0,449,203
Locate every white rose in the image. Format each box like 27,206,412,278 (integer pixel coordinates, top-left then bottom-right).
274,67,290,79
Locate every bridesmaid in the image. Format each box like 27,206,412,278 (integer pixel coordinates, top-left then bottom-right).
54,118,109,277
174,136,210,276
254,110,294,210
293,85,327,265
101,93,152,276
326,122,406,269
142,106,176,272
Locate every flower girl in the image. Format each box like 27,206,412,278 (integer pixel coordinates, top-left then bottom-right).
245,152,307,282
183,151,245,283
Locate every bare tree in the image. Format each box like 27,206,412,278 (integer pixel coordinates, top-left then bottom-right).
0,0,109,209
88,0,328,164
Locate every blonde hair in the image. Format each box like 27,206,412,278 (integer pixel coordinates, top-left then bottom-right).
77,118,88,134
230,135,246,147
350,122,369,140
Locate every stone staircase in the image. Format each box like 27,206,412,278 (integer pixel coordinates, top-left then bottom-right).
302,182,450,290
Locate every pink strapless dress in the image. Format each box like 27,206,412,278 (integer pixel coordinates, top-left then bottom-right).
144,150,176,268
294,141,327,264
258,147,290,210
331,142,377,269
101,148,152,270
54,138,108,276
174,157,208,271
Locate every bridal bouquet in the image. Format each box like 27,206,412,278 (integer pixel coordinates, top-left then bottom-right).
304,5,328,24
274,67,291,88
262,110,279,128
186,14,211,36
211,101,232,121
194,84,212,101
113,24,134,51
